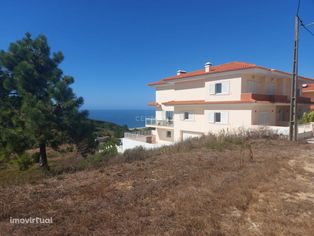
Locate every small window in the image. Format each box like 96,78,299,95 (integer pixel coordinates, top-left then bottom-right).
184,112,189,120
166,131,171,138
166,111,173,120
215,83,222,94
214,112,221,123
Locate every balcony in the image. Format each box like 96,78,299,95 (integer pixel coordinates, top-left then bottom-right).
145,118,174,128
241,93,312,104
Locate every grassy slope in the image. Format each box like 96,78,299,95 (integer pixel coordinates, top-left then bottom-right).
0,138,314,235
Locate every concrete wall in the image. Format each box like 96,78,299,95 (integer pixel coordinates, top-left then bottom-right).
120,138,172,152
251,105,277,126
171,104,253,141
155,128,174,143
155,76,242,104
205,76,242,101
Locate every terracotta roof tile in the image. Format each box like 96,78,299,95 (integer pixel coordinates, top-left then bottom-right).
162,100,254,105
148,102,160,107
161,94,313,106
148,61,314,86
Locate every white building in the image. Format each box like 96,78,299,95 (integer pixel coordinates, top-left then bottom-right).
121,61,314,151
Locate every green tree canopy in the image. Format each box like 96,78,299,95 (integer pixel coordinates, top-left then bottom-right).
0,33,96,169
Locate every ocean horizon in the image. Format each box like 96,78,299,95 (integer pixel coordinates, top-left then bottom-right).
88,109,155,128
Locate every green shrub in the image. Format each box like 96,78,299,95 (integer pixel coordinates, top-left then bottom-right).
98,141,118,156
302,111,314,123
16,153,33,171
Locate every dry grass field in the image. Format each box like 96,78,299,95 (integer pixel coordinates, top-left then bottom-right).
0,137,314,235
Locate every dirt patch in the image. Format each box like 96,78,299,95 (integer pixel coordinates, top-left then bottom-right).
0,140,313,235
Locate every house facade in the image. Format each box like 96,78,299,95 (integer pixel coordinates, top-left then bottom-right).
302,83,314,110
120,61,314,151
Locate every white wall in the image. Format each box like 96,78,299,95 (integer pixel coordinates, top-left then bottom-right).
251,105,277,126
120,138,172,152
205,76,242,101
172,104,253,141
155,76,242,104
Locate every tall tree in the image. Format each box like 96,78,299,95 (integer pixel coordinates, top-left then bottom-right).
0,33,96,169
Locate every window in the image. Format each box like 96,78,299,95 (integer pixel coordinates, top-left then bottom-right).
184,112,189,120
166,131,171,138
215,83,222,94
181,111,194,121
166,111,173,121
209,81,229,95
209,111,228,124
214,112,221,123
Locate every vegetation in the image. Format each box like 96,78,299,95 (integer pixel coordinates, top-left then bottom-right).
0,33,96,169
302,111,314,123
92,119,128,138
0,134,313,235
15,153,33,171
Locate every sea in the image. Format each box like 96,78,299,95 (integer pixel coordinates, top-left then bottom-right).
88,109,155,128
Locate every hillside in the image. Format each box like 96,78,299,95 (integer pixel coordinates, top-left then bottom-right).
0,137,314,235
90,119,129,138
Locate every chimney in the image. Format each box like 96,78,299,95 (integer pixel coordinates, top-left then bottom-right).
177,70,187,76
204,62,213,72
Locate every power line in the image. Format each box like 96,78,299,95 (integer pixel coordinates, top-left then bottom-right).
297,0,301,16
300,18,314,36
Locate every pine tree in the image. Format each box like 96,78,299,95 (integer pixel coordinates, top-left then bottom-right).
0,33,96,169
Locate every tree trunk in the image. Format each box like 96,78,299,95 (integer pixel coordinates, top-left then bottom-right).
39,142,49,170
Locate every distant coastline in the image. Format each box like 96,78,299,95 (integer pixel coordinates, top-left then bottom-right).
88,109,155,128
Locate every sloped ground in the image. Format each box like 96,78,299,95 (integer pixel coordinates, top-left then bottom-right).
0,140,313,235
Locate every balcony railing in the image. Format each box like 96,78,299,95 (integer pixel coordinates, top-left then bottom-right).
241,93,312,104
145,118,174,127
124,130,155,143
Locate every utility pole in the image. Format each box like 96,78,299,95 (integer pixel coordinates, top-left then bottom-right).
289,15,299,141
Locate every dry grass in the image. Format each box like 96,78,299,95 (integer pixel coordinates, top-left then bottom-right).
0,137,314,235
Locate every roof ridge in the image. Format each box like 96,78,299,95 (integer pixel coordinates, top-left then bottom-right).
147,61,314,86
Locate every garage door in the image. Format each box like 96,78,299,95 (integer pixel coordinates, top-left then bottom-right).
182,131,203,141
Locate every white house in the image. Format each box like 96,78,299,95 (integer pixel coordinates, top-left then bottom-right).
121,61,314,151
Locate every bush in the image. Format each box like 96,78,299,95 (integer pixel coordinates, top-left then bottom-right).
124,146,148,162
98,141,118,156
302,111,314,123
16,153,33,171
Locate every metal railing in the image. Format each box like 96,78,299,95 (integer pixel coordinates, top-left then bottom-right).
145,118,173,127
124,130,152,138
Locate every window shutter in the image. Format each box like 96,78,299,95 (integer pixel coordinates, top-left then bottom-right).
161,111,166,120
209,83,215,95
221,111,229,124
190,112,195,120
208,112,214,123
222,81,230,94
180,113,184,120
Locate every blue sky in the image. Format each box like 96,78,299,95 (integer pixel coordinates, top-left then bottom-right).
1,0,314,109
